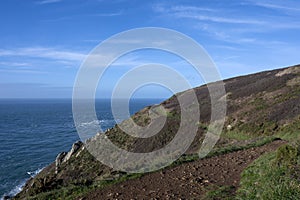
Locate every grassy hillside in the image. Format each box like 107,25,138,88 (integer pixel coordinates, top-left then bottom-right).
14,64,300,199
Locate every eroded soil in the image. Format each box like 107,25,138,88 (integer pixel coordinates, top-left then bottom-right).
81,139,285,200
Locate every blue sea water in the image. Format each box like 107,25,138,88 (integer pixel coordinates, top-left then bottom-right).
0,98,163,198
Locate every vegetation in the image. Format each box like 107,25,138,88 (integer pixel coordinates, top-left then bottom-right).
222,129,254,141
25,173,143,200
236,144,300,200
15,65,300,199
275,117,300,141
203,185,235,200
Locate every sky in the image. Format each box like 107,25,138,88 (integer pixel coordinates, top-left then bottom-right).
0,0,300,98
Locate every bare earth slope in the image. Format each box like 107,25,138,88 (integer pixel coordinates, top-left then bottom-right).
82,140,285,200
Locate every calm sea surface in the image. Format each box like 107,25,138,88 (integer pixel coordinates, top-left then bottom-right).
0,98,163,198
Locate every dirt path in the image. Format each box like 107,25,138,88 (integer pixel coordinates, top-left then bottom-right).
81,140,285,200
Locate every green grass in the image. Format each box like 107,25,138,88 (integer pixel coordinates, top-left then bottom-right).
275,144,299,167
222,130,254,141
206,136,278,159
203,185,235,200
236,144,300,200
273,86,300,104
170,136,278,168
26,173,143,200
275,118,300,142
251,97,269,110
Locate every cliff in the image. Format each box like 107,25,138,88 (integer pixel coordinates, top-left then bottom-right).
14,64,300,199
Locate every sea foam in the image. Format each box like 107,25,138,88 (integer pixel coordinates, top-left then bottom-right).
1,168,43,199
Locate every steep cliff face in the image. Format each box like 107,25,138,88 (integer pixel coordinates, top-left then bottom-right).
14,64,300,199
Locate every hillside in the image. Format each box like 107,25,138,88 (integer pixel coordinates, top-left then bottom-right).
14,64,300,199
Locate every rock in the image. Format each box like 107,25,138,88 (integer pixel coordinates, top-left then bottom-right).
63,141,83,163
227,124,233,130
195,177,203,183
55,141,83,174
55,152,67,174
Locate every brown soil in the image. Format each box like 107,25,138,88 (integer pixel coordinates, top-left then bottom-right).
81,140,286,200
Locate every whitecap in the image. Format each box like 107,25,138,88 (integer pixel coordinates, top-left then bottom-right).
27,168,43,178
78,120,103,127
78,119,117,128
1,167,44,199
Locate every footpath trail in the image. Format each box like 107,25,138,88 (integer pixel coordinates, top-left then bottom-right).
82,140,285,200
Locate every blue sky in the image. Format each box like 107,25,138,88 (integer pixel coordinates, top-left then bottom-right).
0,0,300,98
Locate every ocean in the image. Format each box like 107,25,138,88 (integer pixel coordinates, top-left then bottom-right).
0,98,163,198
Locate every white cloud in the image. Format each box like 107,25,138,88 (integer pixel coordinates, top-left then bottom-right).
153,4,215,13
258,3,300,11
106,39,145,44
92,11,123,17
168,5,216,12
37,0,62,4
154,2,300,32
111,55,147,67
249,1,300,12
176,13,264,24
0,47,87,73
0,69,47,74
42,11,123,22
0,62,31,67
208,44,244,51
195,24,258,44
0,46,174,70
0,49,14,56
153,4,264,25
0,47,86,62
83,39,102,43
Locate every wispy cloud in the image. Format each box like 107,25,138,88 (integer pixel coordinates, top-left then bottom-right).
42,11,123,22
0,49,14,56
153,4,264,25
0,62,31,67
110,55,148,67
92,11,123,17
172,5,216,12
0,46,164,70
247,1,300,12
0,69,47,74
106,39,145,44
151,1,299,49
0,47,87,73
83,39,102,43
0,60,47,73
195,23,256,44
256,3,300,11
154,2,300,31
197,23,292,47
154,5,216,12
0,47,86,62
209,44,244,51
176,13,264,24
36,0,62,5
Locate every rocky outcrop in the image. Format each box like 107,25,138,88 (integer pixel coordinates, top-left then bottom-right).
55,152,67,174
55,141,83,174
63,140,83,162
